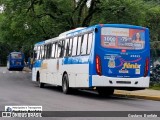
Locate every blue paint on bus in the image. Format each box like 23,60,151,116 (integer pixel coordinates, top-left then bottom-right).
92,24,150,79
7,52,25,71
63,56,89,65
33,59,43,68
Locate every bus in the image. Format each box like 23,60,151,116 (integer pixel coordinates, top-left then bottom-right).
32,24,150,96
7,52,25,71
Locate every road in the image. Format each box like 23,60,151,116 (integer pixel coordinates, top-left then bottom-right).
0,67,160,120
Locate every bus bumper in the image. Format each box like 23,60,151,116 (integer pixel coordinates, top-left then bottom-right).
91,75,150,88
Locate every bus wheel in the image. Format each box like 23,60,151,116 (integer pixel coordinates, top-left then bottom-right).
97,87,114,97
62,73,70,94
37,73,44,88
8,68,11,71
7,66,12,71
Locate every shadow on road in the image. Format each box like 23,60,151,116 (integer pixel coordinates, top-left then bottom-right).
36,84,136,101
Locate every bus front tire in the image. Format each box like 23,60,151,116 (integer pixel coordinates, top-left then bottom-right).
62,74,70,94
37,73,45,88
97,87,114,97
38,81,45,88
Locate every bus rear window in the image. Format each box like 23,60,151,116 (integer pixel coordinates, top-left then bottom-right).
101,27,145,50
11,53,22,59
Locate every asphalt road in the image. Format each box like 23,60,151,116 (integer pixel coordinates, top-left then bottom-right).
0,67,160,120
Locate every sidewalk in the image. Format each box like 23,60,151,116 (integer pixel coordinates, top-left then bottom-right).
115,89,160,101
23,67,32,72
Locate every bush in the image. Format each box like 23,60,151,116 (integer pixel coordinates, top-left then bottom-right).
150,83,160,90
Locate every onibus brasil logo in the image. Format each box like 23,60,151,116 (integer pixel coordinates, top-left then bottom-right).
2,106,42,117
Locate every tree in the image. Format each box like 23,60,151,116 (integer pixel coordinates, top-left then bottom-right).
91,0,146,25
0,0,101,49
0,0,160,54
145,5,160,43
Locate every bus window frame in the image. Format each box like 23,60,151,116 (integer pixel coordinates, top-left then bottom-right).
72,36,78,57
58,39,65,58
55,42,58,59
87,32,93,55
51,42,56,59
80,32,93,56
69,38,73,57
76,35,82,56
39,45,43,60
64,37,73,58
46,43,52,59
64,38,70,57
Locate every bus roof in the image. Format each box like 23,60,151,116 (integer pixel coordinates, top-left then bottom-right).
35,37,59,46
65,24,148,37
35,41,45,46
94,24,148,30
34,24,148,46
59,27,86,37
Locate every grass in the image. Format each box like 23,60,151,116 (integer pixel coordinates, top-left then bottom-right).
149,83,160,90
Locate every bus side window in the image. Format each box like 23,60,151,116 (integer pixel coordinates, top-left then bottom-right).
38,46,41,59
69,38,73,56
59,40,65,58
39,46,42,59
55,42,58,58
46,44,52,59
41,45,45,59
46,44,49,59
72,37,78,56
77,36,82,56
57,40,64,58
36,46,40,60
87,33,93,54
51,43,55,58
43,45,47,59
81,34,88,55
64,39,69,57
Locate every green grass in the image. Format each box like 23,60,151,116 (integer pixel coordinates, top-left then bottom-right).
149,83,160,90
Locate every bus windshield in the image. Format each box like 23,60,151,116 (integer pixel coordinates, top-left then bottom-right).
11,53,22,59
101,27,145,50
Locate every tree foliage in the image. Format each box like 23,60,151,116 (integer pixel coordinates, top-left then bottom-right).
0,0,160,54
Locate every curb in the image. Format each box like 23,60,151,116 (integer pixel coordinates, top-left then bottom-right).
23,67,32,72
114,93,160,101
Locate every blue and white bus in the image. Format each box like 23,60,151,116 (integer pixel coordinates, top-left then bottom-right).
32,24,150,96
7,52,25,71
